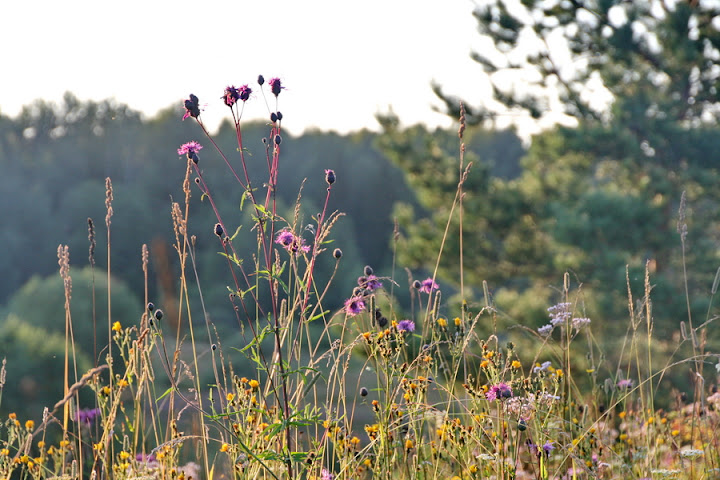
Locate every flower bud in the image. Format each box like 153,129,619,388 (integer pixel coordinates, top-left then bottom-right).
333,248,343,259
257,75,265,85
325,169,336,185
276,111,283,121
274,134,282,145
214,223,224,238
147,302,155,311
360,387,368,397
364,265,373,276
155,309,164,321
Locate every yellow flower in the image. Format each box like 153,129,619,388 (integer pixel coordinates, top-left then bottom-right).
25,420,34,431
37,441,45,449
112,321,122,332
226,393,235,402
405,439,414,450
220,443,230,453
249,379,260,389
93,442,103,451
454,317,462,326
437,318,447,328
671,429,680,437
8,413,16,420
555,369,564,377
618,411,626,419
0,448,9,456
511,360,522,369
119,451,131,460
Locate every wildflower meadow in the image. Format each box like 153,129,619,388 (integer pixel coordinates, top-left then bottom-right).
2,76,720,480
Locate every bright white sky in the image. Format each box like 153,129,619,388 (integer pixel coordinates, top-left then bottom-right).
1,0,497,135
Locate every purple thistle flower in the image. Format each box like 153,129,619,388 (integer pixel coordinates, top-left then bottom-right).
275,230,295,247
542,441,554,454
419,277,439,294
239,84,252,101
397,319,415,333
358,274,382,292
222,86,241,107
485,382,512,401
182,94,201,120
177,141,203,156
344,296,366,316
268,77,284,96
617,378,634,389
321,469,334,480
74,407,101,425
275,229,310,255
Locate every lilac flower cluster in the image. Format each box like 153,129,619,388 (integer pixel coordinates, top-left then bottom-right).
275,229,311,255
537,302,591,335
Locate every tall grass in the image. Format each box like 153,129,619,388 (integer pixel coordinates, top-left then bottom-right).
1,80,719,480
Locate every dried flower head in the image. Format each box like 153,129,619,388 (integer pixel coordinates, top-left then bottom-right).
268,77,284,96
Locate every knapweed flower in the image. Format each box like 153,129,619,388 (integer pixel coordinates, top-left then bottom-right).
321,468,334,480
358,275,382,292
268,77,284,96
325,169,336,185
418,277,439,294
274,229,310,255
239,84,252,101
542,441,554,455
617,378,634,389
75,407,101,425
182,94,201,120
485,382,512,401
178,141,203,163
222,86,241,107
397,319,415,333
344,296,366,316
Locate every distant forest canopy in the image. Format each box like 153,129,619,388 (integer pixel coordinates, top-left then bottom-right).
0,92,525,327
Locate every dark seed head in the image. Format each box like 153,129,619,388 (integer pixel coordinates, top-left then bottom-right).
271,112,278,123
147,302,155,311
360,387,368,397
274,134,282,145
364,265,374,276
211,344,217,351
155,309,164,321
258,75,265,85
214,223,224,238
412,280,422,289
333,248,343,259
378,316,388,328
276,111,283,121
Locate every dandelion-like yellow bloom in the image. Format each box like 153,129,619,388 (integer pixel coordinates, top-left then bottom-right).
25,420,34,431
93,442,103,452
0,448,9,456
511,360,522,368
405,439,414,450
119,451,131,460
454,317,462,326
220,443,230,452
249,379,260,389
437,318,447,328
112,321,122,332
618,411,626,419
227,393,235,402
555,369,564,377
8,413,16,420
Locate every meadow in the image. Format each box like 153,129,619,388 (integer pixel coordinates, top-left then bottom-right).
1,77,719,480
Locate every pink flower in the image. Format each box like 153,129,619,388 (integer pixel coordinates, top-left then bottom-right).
268,77,284,97
177,141,203,156
344,296,366,316
419,277,439,294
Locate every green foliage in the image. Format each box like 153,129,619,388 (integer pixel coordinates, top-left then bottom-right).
0,314,92,420
6,267,142,364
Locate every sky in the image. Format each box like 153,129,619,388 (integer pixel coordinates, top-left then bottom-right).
1,0,500,135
